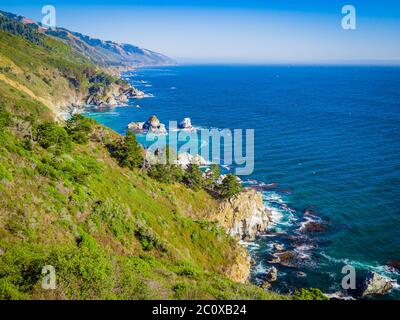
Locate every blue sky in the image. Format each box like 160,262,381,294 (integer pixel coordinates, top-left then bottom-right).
1,0,400,63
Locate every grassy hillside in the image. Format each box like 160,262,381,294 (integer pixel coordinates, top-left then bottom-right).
0,13,131,117
0,11,327,301
0,88,287,299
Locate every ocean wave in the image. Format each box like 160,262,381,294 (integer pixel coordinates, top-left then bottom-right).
319,252,400,279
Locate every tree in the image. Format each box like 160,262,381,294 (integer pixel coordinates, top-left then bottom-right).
209,164,221,181
207,164,221,189
184,164,203,191
218,174,243,199
111,131,143,169
35,122,72,154
65,114,94,144
148,163,184,184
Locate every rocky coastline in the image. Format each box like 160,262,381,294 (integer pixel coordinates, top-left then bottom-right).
89,74,399,299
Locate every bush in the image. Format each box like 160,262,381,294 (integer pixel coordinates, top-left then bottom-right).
65,114,94,144
34,122,71,153
292,288,329,300
134,220,167,252
0,103,11,129
184,164,203,191
218,174,243,199
109,131,143,169
148,163,184,184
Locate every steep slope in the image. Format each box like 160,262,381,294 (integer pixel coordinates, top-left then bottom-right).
0,13,144,118
0,10,176,70
0,81,285,300
0,11,284,300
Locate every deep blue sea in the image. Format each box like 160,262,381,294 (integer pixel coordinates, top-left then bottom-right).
85,65,400,299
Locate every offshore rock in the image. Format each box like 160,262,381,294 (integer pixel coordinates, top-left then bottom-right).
128,115,167,135
178,117,196,131
360,272,395,297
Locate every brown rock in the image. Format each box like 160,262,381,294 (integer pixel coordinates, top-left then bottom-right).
211,190,272,240
387,261,400,272
301,221,325,233
272,251,298,268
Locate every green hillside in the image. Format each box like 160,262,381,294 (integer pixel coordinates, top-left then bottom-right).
0,13,131,118
0,12,287,300
0,11,328,301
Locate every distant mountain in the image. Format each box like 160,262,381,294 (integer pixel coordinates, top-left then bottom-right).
0,10,176,70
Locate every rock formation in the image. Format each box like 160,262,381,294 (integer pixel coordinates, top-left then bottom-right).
128,115,167,135
224,246,251,283
178,117,196,131
177,152,207,168
212,189,272,241
86,85,145,107
360,271,395,297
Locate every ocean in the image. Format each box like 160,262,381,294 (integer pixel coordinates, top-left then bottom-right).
84,65,400,299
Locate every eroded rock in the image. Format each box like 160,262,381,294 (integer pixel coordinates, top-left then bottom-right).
360,272,395,297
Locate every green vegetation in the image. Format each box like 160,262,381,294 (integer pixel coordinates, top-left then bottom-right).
0,12,321,301
65,114,94,144
0,102,11,128
292,288,329,300
218,174,243,199
109,131,143,169
0,14,44,45
34,122,72,154
0,112,284,299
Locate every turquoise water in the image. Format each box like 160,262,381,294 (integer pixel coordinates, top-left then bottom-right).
85,65,400,298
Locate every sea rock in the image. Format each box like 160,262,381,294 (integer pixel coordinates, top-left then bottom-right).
178,117,195,131
270,251,298,268
272,243,284,251
296,271,307,278
301,221,326,233
128,115,167,135
177,152,207,168
212,189,272,241
387,261,400,272
128,121,144,133
265,267,278,282
360,271,395,297
261,281,272,290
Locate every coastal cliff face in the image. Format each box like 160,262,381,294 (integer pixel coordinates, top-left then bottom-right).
225,245,251,283
213,189,272,241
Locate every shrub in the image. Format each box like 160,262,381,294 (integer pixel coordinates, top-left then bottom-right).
65,114,94,144
109,131,143,169
148,163,184,184
134,220,167,252
184,164,203,191
34,122,71,153
218,174,243,199
0,103,11,129
292,288,329,300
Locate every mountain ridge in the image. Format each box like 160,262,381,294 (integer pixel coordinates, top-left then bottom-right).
0,10,176,71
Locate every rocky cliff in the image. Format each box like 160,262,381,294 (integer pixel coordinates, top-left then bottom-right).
212,189,272,241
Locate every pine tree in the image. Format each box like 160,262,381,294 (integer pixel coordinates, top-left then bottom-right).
184,163,203,191
219,174,242,199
